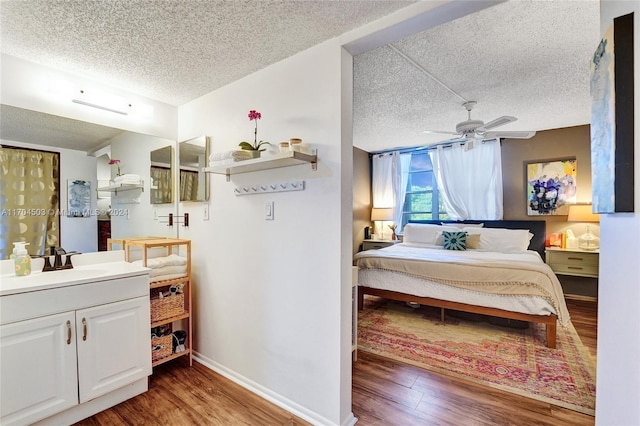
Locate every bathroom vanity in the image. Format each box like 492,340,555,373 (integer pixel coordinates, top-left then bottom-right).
0,251,152,425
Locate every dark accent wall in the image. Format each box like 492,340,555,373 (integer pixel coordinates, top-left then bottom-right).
501,124,592,235
353,147,371,256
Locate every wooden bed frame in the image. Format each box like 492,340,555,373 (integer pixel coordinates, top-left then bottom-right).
357,219,559,349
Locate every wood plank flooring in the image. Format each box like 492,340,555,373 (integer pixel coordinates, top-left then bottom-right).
75,298,596,425
351,297,598,426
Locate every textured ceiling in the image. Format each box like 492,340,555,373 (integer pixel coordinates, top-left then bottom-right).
0,1,600,153
353,0,601,152
1,0,412,106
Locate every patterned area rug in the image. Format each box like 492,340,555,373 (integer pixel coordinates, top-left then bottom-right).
358,297,596,415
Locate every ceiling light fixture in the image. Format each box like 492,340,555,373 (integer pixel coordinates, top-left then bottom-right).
72,88,130,115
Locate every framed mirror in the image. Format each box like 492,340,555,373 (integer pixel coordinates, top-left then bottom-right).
150,145,174,204
179,135,210,202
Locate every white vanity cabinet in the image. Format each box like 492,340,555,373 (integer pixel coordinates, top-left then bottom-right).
1,312,78,424
0,253,152,426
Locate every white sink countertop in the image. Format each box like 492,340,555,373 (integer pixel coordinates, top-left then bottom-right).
0,251,150,297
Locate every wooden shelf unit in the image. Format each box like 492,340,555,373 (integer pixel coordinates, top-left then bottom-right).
109,237,192,368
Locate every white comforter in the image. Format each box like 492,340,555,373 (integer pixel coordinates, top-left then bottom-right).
354,243,570,325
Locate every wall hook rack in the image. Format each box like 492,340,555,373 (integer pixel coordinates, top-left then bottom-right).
234,180,305,196
158,213,189,227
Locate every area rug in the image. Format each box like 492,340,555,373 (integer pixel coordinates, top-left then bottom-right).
357,297,596,415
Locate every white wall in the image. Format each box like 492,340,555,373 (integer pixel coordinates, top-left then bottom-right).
177,39,353,425
596,2,640,425
108,132,177,241
0,139,98,254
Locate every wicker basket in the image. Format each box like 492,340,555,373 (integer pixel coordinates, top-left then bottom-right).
151,334,173,361
150,292,185,322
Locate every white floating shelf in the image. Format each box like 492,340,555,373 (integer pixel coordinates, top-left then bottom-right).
203,150,317,181
96,181,144,195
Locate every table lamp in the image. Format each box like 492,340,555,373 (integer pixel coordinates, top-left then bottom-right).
567,204,600,250
371,207,393,240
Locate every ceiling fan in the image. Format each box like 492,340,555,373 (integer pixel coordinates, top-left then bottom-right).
423,101,536,142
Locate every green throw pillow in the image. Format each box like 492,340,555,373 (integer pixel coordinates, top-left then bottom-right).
443,231,467,251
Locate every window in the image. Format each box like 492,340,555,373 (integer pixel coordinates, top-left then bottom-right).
400,152,448,229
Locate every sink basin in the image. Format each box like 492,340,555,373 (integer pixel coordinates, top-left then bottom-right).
0,267,109,295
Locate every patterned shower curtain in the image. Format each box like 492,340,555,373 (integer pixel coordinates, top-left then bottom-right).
180,170,198,201
150,166,172,204
0,146,60,258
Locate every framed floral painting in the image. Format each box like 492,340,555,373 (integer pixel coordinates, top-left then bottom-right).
527,159,577,216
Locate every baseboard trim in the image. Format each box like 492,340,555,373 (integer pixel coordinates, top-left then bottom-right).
193,351,350,426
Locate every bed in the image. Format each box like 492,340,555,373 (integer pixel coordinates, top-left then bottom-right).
354,220,569,348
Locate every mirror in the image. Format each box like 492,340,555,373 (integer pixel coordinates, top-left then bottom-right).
179,135,210,202
0,104,178,256
150,145,174,204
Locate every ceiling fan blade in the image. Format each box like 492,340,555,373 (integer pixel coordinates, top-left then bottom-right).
422,129,459,135
483,130,536,139
476,116,517,132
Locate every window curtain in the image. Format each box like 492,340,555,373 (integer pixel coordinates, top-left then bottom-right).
180,170,198,201
371,152,395,208
372,151,412,230
393,153,412,230
0,147,60,258
428,139,503,220
150,166,172,204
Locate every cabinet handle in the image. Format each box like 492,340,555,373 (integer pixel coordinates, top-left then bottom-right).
82,318,87,341
567,257,584,261
568,266,584,270
66,320,72,345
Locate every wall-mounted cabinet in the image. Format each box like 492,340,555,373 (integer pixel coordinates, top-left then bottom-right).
203,150,317,181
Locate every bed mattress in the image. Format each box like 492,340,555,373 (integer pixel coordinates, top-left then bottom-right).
354,243,570,325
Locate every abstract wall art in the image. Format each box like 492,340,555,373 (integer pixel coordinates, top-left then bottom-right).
527,159,577,216
67,180,91,218
590,12,634,213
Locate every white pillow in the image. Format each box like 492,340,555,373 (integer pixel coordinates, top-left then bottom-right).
462,227,533,252
434,226,461,245
442,222,484,229
403,224,458,245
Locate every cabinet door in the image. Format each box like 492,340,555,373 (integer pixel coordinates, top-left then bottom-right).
0,312,78,426
76,296,151,403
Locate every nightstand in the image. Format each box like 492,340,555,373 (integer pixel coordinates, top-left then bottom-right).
545,247,599,278
362,239,396,251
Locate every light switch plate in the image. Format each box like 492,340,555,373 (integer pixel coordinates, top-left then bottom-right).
265,201,274,220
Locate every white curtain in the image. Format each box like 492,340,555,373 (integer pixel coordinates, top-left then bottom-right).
371,152,395,208
429,139,503,220
372,151,412,230
393,153,412,227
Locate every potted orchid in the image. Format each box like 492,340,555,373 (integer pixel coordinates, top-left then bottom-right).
109,159,122,177
239,110,270,157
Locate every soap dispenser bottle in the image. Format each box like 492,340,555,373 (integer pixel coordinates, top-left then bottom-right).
13,242,31,276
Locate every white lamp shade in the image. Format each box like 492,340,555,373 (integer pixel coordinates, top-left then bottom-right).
371,207,393,221
568,204,599,223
